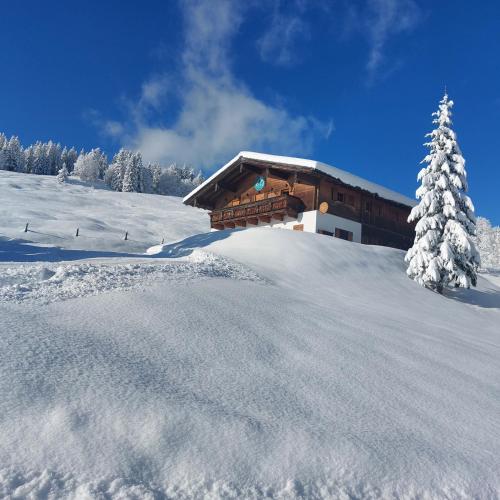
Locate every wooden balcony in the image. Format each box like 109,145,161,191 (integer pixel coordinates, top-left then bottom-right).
210,194,305,229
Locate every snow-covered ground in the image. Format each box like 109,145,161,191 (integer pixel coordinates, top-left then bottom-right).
0,171,499,499
0,171,208,254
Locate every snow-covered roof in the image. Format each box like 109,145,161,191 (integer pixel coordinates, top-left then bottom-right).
183,151,416,207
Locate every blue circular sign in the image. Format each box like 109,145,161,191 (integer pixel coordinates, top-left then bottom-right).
254,176,266,192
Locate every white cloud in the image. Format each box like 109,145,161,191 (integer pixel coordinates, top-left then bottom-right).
257,10,309,66
130,75,330,167
102,120,125,138
364,0,421,79
139,76,170,110
104,0,331,169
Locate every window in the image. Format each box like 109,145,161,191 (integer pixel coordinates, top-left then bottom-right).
337,192,345,203
318,229,334,236
335,228,353,241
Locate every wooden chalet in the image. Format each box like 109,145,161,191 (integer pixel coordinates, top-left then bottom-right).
183,152,416,250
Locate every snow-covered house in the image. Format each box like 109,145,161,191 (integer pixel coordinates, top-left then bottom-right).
183,152,416,250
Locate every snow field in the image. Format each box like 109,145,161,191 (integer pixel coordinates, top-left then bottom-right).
0,171,499,498
0,170,208,254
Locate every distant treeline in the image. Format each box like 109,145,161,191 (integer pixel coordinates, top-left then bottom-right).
0,133,204,197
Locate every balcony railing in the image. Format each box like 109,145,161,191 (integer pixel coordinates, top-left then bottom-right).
210,194,304,228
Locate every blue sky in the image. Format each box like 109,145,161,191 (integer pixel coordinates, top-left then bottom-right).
1,0,499,223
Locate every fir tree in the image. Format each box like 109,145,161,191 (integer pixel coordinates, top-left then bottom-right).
122,152,141,192
57,162,69,183
405,93,480,293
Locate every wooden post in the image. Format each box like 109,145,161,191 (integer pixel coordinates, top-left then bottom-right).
24,222,29,233
124,231,128,241
75,228,79,237
161,237,164,245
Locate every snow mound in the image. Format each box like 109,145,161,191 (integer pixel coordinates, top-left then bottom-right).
0,250,263,304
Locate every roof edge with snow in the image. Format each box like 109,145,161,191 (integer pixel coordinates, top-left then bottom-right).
183,152,416,208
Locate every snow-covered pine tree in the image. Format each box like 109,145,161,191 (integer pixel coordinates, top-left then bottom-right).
475,217,500,270
405,93,480,293
88,148,108,179
46,141,62,175
65,147,78,173
122,152,141,192
57,162,69,183
0,136,25,172
74,152,99,182
149,163,162,194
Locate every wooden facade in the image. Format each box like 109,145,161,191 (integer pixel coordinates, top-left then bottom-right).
184,155,415,250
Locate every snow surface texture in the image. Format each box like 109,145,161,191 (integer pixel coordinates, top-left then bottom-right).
0,251,263,304
183,151,417,207
1,172,499,499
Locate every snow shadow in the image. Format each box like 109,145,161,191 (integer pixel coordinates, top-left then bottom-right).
64,177,112,191
0,236,139,263
155,229,237,258
448,284,500,310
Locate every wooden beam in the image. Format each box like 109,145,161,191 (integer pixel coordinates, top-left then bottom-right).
224,222,235,229
240,162,261,175
247,217,258,225
212,223,224,230
259,215,271,223
268,169,289,181
217,181,236,194
272,213,284,221
235,220,247,227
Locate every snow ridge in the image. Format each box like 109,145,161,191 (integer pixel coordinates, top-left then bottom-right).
1,467,492,500
0,250,263,304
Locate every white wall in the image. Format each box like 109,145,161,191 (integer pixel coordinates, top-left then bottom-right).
214,210,361,243
315,212,362,242
259,211,318,232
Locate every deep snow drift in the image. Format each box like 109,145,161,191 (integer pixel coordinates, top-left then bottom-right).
0,172,499,499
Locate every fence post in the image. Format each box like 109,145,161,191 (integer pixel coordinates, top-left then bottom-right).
161,237,164,245
24,222,29,233
76,228,79,237
124,231,128,241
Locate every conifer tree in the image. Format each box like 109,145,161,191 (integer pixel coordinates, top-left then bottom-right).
122,152,141,192
405,93,480,293
57,162,69,183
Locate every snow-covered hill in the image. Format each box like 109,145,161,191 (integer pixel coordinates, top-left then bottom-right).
0,170,208,254
0,171,499,499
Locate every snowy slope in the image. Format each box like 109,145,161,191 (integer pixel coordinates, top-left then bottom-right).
0,172,499,499
0,170,208,254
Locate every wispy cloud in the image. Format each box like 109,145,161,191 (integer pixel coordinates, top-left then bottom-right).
257,3,310,66
364,0,421,81
103,0,331,169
